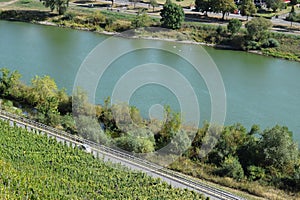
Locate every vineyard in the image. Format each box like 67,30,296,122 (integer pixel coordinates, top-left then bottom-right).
0,119,205,199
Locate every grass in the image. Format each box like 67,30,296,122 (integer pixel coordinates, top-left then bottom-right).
265,32,300,61
4,0,47,10
169,157,299,200
0,0,12,3
141,0,194,8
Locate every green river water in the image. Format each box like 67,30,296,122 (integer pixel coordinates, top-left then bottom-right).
0,20,299,141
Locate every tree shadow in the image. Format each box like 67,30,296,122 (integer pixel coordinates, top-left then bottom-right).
185,13,228,24
0,10,57,22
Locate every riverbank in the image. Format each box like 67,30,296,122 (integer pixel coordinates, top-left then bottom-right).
0,0,299,62
31,19,300,62
0,67,299,200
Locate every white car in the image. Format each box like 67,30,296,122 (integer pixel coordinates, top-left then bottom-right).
79,144,92,153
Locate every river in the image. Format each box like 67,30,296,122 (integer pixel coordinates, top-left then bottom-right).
0,20,299,142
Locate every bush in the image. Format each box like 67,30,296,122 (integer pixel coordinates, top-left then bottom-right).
244,40,261,50
215,155,244,181
227,19,242,35
63,12,75,21
262,38,280,48
247,165,265,181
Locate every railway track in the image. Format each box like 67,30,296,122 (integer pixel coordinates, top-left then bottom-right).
0,109,246,200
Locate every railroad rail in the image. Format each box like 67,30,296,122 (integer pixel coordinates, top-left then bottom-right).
0,109,245,200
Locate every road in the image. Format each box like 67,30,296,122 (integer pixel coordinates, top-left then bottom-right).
84,0,300,34
0,109,246,200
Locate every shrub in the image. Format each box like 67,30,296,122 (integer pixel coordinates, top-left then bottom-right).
63,12,75,21
262,38,280,48
245,40,261,50
227,19,242,35
216,155,244,181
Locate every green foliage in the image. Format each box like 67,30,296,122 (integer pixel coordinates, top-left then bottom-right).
245,17,272,42
217,155,244,181
40,0,69,15
114,128,155,153
156,105,182,149
240,0,257,20
72,87,95,116
0,68,22,98
63,11,75,20
259,125,298,172
195,0,211,14
247,165,265,181
150,0,158,12
169,129,192,154
131,11,150,28
212,0,237,20
160,0,185,29
261,38,280,48
29,75,61,116
75,115,110,144
87,11,106,26
0,120,205,199
207,123,247,166
265,0,284,12
227,18,242,35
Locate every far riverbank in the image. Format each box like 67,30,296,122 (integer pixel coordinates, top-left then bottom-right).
0,4,299,62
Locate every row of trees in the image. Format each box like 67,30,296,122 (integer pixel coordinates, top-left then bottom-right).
1,68,299,192
0,68,189,155
195,0,257,20
187,123,300,191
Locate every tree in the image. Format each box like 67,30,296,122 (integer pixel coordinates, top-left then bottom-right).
131,11,150,28
114,128,155,153
160,0,185,29
240,0,257,20
259,125,298,172
156,105,182,149
75,115,110,144
265,0,284,12
0,68,21,98
287,2,297,26
217,155,244,181
245,17,272,42
29,75,60,115
227,18,242,35
195,0,212,15
150,0,158,12
40,0,69,15
212,0,237,20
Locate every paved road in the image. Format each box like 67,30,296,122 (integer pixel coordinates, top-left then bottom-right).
84,0,300,34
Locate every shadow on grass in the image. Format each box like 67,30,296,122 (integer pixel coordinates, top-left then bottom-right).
185,13,229,24
0,10,57,22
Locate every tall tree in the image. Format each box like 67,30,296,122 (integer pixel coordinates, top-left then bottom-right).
195,0,212,15
265,0,284,12
227,18,242,35
29,75,60,115
259,125,298,172
240,0,257,20
160,0,185,29
0,68,21,98
150,0,158,12
40,0,69,15
245,17,272,42
213,0,237,20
